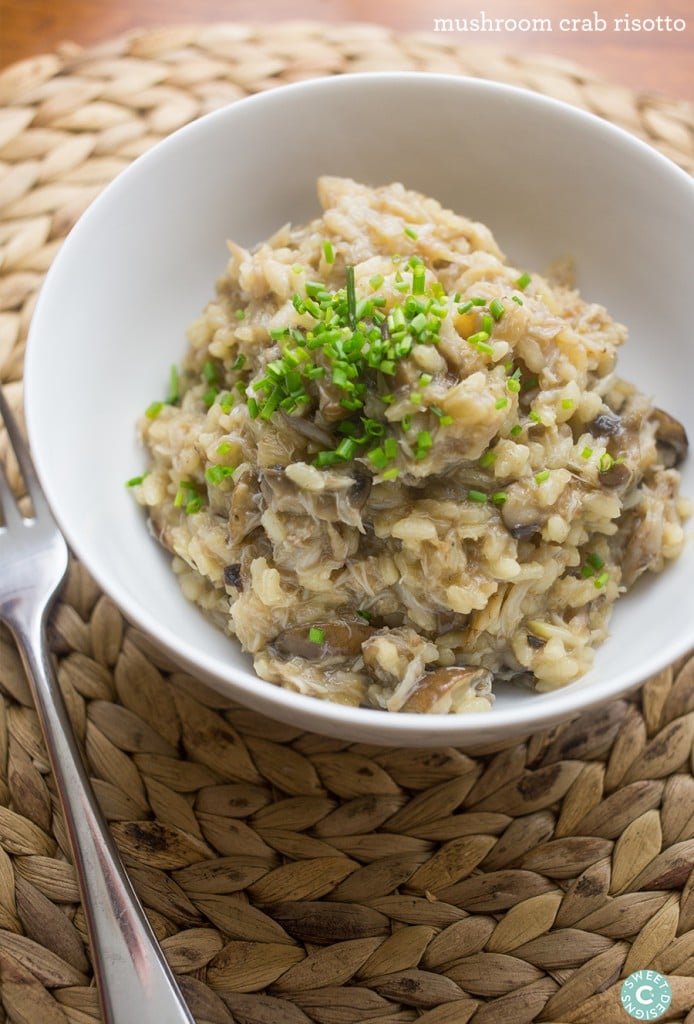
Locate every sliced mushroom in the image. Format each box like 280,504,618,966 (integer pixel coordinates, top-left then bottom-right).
280,411,335,450
650,407,688,468
272,619,374,661
260,464,371,529
500,483,546,540
400,666,494,714
223,564,243,589
589,410,622,436
598,460,633,490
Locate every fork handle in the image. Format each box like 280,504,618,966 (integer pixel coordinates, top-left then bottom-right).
13,609,195,1024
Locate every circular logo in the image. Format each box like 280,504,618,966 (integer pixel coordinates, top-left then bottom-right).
620,971,672,1020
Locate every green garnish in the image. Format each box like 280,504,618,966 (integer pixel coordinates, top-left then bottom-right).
594,572,609,589
232,354,246,371
235,309,245,320
322,240,335,264
346,265,357,329
203,360,219,385
599,452,615,472
468,489,487,503
404,226,419,240
167,365,180,404
174,481,204,515
146,401,164,419
412,263,426,296
125,473,147,487
581,446,593,459
495,397,508,410
489,298,505,321
309,627,325,644
516,272,532,290
479,450,496,468
510,424,523,437
205,465,236,485
535,469,550,483
491,491,508,504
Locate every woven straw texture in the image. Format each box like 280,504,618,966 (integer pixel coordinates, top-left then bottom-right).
1,21,694,1024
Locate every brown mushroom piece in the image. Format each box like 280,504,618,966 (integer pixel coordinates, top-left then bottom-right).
260,465,372,528
272,619,374,662
400,666,494,714
499,482,546,540
589,411,622,436
280,411,335,450
650,408,689,468
598,460,633,490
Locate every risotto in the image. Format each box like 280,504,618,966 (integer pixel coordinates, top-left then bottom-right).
131,177,689,714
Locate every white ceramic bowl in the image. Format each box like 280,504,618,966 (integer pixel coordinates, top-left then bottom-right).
25,72,694,747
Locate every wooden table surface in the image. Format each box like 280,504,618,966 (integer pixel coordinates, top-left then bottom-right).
0,0,692,103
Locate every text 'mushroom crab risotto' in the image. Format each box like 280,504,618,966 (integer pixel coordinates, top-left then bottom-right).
131,178,690,714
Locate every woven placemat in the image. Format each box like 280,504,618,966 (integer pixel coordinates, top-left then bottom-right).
1,21,694,1024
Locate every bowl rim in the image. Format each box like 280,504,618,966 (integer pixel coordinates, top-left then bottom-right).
24,70,694,742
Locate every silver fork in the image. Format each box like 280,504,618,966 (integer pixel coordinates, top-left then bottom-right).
0,384,195,1024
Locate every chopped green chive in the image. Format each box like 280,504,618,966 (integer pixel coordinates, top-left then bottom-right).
489,298,505,321
495,397,508,410
529,410,542,424
322,240,335,264
346,265,357,329
369,274,384,291
468,489,487,503
167,365,180,404
510,424,523,437
516,272,532,290
599,452,615,472
457,300,474,315
587,552,605,570
146,401,163,419
594,572,609,589
382,467,399,481
309,627,325,644
205,465,236,485
535,469,550,483
491,491,508,504
581,446,593,459
203,360,219,384
232,353,246,371
468,330,491,347
479,450,496,468
404,226,419,240
512,295,524,306
412,264,426,296
235,309,245,320
507,377,521,394
216,441,232,455
125,474,147,487
561,398,574,410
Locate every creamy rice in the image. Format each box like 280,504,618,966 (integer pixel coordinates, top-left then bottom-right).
132,178,689,713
